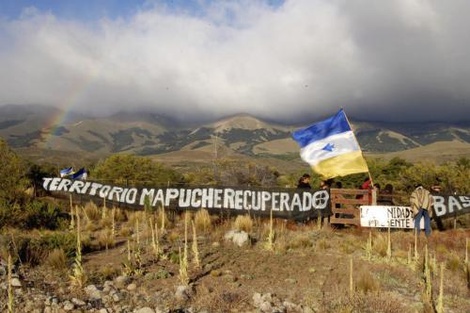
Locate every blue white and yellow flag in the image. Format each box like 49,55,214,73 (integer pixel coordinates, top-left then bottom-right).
59,167,73,177
71,168,87,180
292,109,369,179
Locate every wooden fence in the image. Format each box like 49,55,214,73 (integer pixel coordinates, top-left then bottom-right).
329,188,374,226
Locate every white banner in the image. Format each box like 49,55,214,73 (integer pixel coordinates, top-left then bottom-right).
360,205,424,229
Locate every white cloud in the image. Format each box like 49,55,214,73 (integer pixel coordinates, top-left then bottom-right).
0,0,469,122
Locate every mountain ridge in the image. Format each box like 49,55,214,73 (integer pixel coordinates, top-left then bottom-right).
1,104,469,164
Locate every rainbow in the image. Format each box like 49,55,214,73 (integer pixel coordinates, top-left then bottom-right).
42,71,99,149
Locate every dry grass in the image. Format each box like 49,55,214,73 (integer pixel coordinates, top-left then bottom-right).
45,248,68,270
373,233,389,257
113,207,128,222
96,228,115,250
276,232,313,252
156,207,171,230
127,211,147,228
93,263,121,281
347,291,412,313
119,226,132,237
233,214,254,233
5,207,470,312
83,201,101,222
167,230,181,244
316,237,331,250
193,287,249,312
194,209,212,233
355,268,381,294
445,252,463,272
371,140,470,164
435,244,450,260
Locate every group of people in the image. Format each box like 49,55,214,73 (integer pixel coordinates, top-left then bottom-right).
297,173,436,238
296,173,337,191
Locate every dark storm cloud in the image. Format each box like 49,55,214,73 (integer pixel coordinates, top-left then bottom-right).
0,0,469,123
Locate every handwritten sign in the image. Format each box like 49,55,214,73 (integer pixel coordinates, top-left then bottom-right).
360,205,424,229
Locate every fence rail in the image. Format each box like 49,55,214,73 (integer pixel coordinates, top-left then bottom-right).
329,188,373,226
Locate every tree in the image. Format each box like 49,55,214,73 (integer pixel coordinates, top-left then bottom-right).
0,138,28,202
92,154,185,186
25,162,57,197
214,159,281,187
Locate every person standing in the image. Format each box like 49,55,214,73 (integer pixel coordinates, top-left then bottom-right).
320,178,333,190
297,173,312,189
410,184,434,237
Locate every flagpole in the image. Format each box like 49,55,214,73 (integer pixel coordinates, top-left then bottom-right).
292,108,372,181
341,109,374,186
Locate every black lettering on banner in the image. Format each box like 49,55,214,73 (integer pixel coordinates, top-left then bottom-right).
386,206,413,228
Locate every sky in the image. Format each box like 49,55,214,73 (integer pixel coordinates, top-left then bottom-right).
0,0,469,124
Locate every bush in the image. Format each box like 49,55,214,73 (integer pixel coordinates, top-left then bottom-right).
0,139,28,202
234,215,253,233
24,201,69,230
11,231,76,266
0,199,69,230
194,209,212,233
46,248,68,270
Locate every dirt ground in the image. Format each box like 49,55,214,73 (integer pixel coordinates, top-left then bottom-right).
4,216,470,313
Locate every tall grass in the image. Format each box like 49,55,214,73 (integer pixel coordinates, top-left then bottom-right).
178,212,190,285
70,209,86,288
364,231,372,261
349,257,354,297
194,209,212,233
7,253,14,313
265,209,275,251
191,220,201,269
436,263,444,313
46,248,67,270
234,214,253,233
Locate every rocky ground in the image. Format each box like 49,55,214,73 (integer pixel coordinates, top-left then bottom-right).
1,219,470,313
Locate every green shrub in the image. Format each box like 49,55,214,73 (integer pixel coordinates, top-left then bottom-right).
23,201,69,230
11,231,77,266
0,199,69,230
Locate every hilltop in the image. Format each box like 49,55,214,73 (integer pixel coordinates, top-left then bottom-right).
1,104,470,167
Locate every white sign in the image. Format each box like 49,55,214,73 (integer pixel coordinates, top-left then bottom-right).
360,205,424,229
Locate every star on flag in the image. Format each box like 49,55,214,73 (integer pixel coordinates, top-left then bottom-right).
322,143,335,152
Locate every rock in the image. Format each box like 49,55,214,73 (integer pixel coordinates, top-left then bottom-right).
253,292,262,307
224,230,250,247
302,306,315,313
115,275,131,288
45,296,59,305
127,283,137,291
283,301,303,312
71,297,86,307
259,301,274,313
134,307,155,313
253,293,290,313
10,277,22,287
84,284,102,300
112,290,124,302
103,280,115,293
62,300,75,311
175,285,193,302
